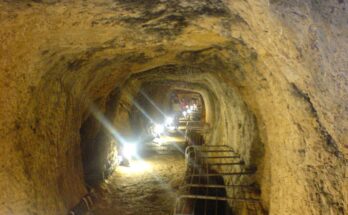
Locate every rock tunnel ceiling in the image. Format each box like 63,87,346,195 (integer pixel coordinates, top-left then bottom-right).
0,0,347,214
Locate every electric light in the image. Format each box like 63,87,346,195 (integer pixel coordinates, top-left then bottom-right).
122,143,137,159
167,125,176,131
165,117,174,126
154,124,164,135
183,111,187,117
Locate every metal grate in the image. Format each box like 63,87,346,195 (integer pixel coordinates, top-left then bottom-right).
174,145,263,215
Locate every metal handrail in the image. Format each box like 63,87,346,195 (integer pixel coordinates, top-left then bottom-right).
200,155,240,159
185,145,235,158
208,162,244,166
174,142,262,215
177,194,259,202
185,171,254,178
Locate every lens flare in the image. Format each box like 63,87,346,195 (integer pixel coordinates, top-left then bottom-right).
154,124,164,135
123,144,137,159
140,91,166,117
165,117,174,126
89,104,126,145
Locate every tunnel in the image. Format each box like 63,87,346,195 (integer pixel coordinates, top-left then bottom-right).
0,0,347,215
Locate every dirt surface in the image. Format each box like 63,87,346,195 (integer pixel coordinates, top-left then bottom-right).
90,149,186,215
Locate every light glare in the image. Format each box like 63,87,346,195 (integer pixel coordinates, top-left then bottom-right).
123,144,137,159
165,117,174,125
154,124,164,135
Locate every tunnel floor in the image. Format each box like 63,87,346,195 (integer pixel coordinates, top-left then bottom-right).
89,140,186,215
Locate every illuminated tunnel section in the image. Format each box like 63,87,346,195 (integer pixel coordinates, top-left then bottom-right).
79,87,121,186
73,63,265,214
0,1,347,215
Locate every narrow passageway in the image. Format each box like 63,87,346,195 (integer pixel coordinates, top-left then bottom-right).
1,1,347,214
89,91,209,215
92,152,185,215
91,151,185,215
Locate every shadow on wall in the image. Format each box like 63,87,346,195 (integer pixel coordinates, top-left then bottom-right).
248,116,264,171
79,87,121,186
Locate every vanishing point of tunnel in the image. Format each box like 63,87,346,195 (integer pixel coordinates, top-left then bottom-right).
0,0,347,215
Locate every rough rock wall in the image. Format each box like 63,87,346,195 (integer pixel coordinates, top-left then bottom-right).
221,1,348,213
80,87,121,185
0,0,347,214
